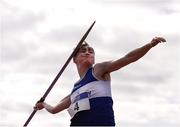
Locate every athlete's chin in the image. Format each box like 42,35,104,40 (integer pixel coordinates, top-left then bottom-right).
82,59,94,65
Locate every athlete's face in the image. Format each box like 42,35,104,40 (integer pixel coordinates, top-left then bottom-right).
74,46,95,65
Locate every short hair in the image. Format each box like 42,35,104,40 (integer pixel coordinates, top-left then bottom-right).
73,41,90,57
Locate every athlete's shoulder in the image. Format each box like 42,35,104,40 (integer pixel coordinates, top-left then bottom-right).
93,61,112,81
94,61,112,69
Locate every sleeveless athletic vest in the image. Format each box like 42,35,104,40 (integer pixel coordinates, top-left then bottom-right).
68,67,115,126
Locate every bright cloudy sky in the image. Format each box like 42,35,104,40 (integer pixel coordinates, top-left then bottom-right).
1,0,180,127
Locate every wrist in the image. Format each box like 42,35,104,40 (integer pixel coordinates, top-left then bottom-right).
150,40,158,47
149,42,153,48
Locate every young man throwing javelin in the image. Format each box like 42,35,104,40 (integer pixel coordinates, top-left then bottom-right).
35,37,166,126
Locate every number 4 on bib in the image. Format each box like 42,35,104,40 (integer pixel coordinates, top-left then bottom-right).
68,98,90,118
74,102,79,111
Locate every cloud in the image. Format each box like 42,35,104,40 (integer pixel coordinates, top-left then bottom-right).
2,12,45,35
41,25,85,43
1,5,46,64
89,0,180,18
90,0,175,5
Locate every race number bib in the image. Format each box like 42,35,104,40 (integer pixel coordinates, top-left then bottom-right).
68,98,90,118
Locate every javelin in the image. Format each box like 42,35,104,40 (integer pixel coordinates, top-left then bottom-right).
23,21,96,127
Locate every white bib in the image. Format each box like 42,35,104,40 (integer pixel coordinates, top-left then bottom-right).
68,98,90,118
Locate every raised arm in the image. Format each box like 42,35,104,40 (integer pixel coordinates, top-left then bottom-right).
97,37,166,74
34,95,71,114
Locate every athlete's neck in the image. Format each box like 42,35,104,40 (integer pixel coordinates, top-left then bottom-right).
77,64,92,78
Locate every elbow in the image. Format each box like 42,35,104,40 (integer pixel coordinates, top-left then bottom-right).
131,58,139,63
125,55,139,63
51,109,58,114
51,111,57,114
50,106,67,114
49,108,58,114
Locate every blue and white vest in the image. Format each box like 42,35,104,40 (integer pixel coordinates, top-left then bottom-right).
68,67,115,125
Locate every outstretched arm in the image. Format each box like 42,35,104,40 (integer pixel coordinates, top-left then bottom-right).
34,95,71,114
98,37,166,74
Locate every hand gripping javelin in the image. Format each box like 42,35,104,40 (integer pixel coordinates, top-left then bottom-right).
23,21,96,127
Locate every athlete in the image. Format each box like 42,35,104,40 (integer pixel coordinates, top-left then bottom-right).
34,37,166,126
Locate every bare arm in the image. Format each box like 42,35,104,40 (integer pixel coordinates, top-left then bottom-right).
34,95,71,114
96,37,166,75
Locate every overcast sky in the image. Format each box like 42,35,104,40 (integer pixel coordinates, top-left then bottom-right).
0,0,180,127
